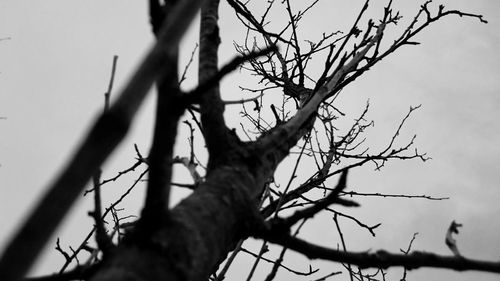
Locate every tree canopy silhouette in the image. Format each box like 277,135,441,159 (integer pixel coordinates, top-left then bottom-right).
0,1,497,281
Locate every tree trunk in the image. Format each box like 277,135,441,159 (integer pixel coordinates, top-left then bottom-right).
91,164,266,281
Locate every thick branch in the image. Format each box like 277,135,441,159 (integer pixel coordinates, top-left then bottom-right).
0,1,204,280
142,49,184,223
148,0,164,36
263,234,500,273
199,0,234,170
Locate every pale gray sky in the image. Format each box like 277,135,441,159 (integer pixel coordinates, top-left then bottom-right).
1,1,500,281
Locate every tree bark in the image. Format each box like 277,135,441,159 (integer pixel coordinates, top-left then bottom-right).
91,164,265,281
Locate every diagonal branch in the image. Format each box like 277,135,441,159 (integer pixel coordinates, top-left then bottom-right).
0,1,204,280
278,170,356,228
185,46,277,101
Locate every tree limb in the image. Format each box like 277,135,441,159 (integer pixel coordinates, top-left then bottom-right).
142,39,183,225
0,1,204,280
198,0,234,170
263,233,500,273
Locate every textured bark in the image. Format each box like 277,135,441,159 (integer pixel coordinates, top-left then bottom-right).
91,2,272,280
91,164,264,281
198,0,237,170
3,2,494,281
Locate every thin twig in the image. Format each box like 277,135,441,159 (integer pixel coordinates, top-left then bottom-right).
90,171,114,254
185,46,278,102
179,43,199,85
340,191,448,201
104,55,119,111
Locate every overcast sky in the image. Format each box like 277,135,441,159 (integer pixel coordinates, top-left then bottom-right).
1,1,500,281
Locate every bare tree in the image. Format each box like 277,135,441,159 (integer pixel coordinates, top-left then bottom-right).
0,1,497,281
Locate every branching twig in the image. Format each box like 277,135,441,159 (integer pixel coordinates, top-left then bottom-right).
89,171,114,254
400,232,418,281
185,46,278,102
278,170,355,228
340,191,448,201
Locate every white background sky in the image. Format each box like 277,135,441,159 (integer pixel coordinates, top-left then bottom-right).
1,1,500,281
